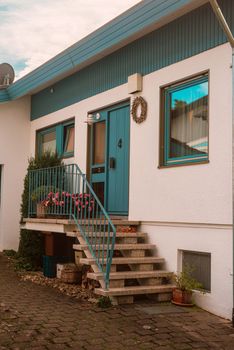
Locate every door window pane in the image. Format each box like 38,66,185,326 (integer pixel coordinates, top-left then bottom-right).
93,121,106,165
41,130,56,154
92,182,104,205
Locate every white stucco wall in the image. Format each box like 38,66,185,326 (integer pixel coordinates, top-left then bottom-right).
129,43,232,225
135,43,233,319
141,222,233,319
0,96,30,250
29,43,233,319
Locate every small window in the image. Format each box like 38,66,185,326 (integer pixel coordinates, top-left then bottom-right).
182,250,211,292
40,129,56,155
63,124,75,155
37,120,74,158
160,74,209,166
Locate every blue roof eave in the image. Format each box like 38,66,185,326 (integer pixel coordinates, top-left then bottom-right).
2,0,198,102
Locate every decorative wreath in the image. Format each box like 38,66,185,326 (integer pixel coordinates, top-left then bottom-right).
131,96,147,124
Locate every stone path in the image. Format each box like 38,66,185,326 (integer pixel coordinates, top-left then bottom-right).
0,253,234,350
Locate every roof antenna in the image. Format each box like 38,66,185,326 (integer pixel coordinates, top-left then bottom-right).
0,63,15,89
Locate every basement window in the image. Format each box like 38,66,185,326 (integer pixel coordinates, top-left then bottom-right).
160,74,209,167
182,250,211,292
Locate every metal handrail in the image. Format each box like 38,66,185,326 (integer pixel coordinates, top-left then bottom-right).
28,163,116,289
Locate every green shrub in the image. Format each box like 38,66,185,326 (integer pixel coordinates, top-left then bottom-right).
14,257,34,272
17,229,44,270
3,249,17,257
97,296,112,308
18,152,63,270
20,151,63,220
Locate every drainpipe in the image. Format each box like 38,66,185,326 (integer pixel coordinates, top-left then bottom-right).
232,43,234,327
208,0,234,325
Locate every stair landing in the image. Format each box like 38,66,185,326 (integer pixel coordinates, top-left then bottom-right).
22,218,140,234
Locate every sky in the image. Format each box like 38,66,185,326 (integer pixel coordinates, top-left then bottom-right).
171,82,208,108
0,0,140,80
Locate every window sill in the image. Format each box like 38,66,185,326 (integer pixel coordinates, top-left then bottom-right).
62,152,74,159
158,160,209,169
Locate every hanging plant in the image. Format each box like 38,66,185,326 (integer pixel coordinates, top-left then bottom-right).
131,96,147,124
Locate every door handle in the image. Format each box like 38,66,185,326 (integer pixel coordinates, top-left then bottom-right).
109,157,116,169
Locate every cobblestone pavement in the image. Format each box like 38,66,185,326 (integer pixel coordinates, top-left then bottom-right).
1,253,234,350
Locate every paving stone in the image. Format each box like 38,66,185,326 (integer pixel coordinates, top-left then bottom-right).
173,343,193,350
0,253,234,350
190,341,209,348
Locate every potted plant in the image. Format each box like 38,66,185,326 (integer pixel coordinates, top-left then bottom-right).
172,264,203,306
31,185,95,219
31,186,59,218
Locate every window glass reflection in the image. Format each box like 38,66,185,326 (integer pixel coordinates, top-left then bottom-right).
169,80,208,159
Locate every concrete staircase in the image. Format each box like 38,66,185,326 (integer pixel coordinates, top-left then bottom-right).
69,220,174,304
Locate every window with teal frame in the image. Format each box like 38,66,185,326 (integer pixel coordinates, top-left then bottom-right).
37,119,74,158
63,122,75,158
161,74,209,166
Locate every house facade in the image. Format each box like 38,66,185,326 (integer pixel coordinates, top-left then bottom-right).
0,0,233,319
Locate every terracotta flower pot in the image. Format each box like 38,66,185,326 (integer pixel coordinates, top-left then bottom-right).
36,203,47,218
172,288,193,306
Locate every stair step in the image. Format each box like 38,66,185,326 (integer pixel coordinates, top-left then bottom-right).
73,243,155,251
95,284,175,296
66,231,77,237
70,231,147,238
87,270,172,281
80,256,165,265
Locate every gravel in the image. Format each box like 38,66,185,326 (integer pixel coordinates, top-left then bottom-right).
19,271,98,303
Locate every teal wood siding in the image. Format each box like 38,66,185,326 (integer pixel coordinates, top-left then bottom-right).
0,89,9,102
30,0,233,120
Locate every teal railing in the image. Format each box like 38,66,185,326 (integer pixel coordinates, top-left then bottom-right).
28,164,116,289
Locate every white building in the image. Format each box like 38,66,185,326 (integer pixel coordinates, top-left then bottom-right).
0,0,233,320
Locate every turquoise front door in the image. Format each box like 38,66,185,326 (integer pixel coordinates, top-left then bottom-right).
90,103,130,215
107,104,130,215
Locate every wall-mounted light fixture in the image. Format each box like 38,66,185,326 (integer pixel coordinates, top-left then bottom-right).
128,73,142,94
85,113,101,126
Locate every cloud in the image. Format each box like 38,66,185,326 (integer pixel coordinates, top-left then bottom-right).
0,0,140,80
